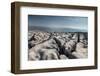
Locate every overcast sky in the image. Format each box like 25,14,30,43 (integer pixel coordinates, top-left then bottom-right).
28,15,88,32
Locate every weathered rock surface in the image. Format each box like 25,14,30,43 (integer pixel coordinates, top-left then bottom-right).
28,31,88,60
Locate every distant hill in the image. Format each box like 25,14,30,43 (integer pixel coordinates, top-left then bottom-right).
28,26,87,32
28,26,51,32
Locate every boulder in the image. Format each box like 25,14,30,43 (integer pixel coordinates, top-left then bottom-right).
60,54,68,59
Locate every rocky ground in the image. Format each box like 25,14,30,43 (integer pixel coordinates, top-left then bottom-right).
28,31,88,60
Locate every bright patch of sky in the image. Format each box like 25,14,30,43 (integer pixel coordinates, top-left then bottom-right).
28,15,88,32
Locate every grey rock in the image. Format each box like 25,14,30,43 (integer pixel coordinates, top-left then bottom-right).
60,54,68,59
